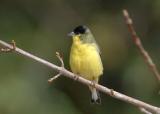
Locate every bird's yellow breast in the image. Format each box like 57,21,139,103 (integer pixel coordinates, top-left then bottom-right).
69,36,103,81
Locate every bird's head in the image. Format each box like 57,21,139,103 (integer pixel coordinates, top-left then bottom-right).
68,25,94,43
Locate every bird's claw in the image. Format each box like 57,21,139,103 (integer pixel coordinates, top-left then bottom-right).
73,75,79,81
90,81,96,88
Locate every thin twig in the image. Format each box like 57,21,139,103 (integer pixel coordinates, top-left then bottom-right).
48,52,64,83
48,73,61,83
0,40,160,114
123,9,160,82
55,52,64,68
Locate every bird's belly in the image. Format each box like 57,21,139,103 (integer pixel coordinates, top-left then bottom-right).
70,45,103,81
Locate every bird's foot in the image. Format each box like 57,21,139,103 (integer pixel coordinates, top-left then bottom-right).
73,74,79,81
90,80,96,88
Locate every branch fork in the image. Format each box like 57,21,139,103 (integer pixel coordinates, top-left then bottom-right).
48,52,64,83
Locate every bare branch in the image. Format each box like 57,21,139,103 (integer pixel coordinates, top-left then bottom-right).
123,9,160,82
0,40,160,114
48,52,64,83
48,73,61,83
55,52,64,68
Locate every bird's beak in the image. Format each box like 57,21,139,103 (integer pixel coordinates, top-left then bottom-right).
68,32,74,37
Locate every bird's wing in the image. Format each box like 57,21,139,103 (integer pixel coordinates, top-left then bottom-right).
92,42,101,54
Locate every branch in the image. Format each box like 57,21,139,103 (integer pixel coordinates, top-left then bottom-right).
123,9,160,82
0,40,160,113
48,52,64,83
140,108,153,114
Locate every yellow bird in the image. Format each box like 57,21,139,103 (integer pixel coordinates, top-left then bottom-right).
69,25,103,104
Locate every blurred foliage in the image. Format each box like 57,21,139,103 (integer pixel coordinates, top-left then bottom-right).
0,0,160,114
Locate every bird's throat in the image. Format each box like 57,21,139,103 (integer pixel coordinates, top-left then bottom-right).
72,36,82,45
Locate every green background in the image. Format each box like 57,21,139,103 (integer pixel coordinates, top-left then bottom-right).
0,0,160,114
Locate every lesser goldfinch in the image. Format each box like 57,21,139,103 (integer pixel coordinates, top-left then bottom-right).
69,25,103,104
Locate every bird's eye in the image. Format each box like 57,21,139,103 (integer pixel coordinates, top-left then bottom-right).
73,25,86,35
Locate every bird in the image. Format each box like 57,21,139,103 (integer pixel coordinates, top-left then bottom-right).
68,25,103,104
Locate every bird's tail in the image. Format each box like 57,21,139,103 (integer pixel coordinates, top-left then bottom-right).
90,87,101,104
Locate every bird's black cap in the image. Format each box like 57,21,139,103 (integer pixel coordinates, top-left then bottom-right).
73,25,87,35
